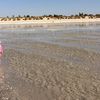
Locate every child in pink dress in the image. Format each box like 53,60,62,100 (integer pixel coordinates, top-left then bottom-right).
0,41,3,57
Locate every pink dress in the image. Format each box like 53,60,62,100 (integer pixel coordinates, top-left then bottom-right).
0,44,3,57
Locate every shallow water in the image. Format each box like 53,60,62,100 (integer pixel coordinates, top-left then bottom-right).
1,23,100,100
0,23,100,53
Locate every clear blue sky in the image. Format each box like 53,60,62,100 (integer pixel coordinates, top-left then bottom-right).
0,0,100,17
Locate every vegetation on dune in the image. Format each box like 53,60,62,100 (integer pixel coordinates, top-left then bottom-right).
0,13,100,21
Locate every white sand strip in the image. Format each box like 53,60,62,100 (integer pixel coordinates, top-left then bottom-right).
0,18,100,25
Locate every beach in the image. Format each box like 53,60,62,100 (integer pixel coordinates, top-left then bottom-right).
0,22,100,100
0,18,100,25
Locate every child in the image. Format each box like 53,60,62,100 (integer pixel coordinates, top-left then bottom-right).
0,41,3,58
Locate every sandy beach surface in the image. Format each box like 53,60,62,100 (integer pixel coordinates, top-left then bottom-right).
0,23,100,100
0,18,100,25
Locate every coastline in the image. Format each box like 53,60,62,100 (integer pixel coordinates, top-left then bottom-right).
0,18,100,25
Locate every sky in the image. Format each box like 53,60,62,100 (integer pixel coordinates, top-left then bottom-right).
0,0,100,17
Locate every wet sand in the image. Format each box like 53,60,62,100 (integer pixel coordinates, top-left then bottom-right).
0,23,100,100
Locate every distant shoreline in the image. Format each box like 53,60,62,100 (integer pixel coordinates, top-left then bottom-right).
0,18,100,25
